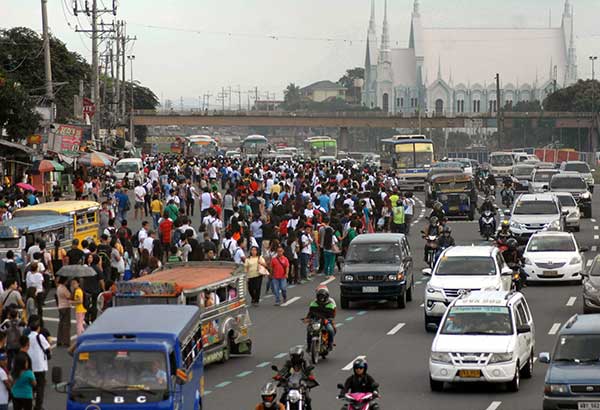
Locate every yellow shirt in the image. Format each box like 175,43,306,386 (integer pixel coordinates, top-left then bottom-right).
74,288,87,313
271,184,281,196
151,199,163,214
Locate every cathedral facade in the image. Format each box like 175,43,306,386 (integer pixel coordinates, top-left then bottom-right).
362,0,578,115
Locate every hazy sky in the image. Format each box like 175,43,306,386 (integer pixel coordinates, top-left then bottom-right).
3,0,600,106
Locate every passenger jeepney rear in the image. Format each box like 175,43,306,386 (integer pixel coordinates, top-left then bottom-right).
431,173,476,219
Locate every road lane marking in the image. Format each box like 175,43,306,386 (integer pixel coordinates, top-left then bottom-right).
595,235,599,240
595,226,599,231
420,303,425,307
549,323,562,335
345,316,355,321
282,296,301,306
387,323,406,335
204,390,212,395
416,281,422,285
587,259,593,267
343,355,366,371
320,276,336,286
485,401,502,410
566,297,577,306
274,353,287,359
336,323,345,328
593,246,598,252
592,218,597,222
214,381,232,388
357,310,367,316
43,317,77,324
256,362,271,368
236,371,253,378
533,357,538,363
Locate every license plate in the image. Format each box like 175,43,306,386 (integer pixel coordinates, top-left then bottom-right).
543,270,559,277
240,328,248,337
449,206,459,211
578,403,600,410
458,370,481,378
362,286,379,293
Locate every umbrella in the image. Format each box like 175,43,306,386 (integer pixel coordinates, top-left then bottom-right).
31,160,64,174
16,182,36,192
56,265,98,278
79,151,113,167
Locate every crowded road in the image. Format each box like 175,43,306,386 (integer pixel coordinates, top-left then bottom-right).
43,190,598,410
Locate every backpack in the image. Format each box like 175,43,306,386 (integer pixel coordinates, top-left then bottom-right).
219,240,234,261
6,319,21,350
82,291,92,311
131,230,141,248
284,243,295,261
206,218,217,240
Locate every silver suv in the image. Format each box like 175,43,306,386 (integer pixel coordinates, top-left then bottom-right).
549,173,592,218
559,161,595,192
507,193,566,243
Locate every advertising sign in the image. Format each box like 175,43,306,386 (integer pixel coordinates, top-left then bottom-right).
49,124,83,155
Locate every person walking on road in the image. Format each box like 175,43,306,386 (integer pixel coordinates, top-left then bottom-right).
245,246,268,306
27,316,49,410
10,353,36,410
71,279,86,337
270,246,289,306
56,276,71,347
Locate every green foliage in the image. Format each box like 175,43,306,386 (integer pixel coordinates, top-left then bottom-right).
543,79,600,112
283,83,302,109
0,75,41,141
504,100,542,112
338,67,364,89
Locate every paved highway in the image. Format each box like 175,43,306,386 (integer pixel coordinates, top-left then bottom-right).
44,191,599,410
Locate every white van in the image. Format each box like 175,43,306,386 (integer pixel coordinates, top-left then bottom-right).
114,158,144,184
489,152,515,177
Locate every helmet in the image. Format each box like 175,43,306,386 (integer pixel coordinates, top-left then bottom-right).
430,216,439,226
507,238,518,250
316,286,329,304
442,225,452,234
353,358,368,373
289,345,305,366
433,201,443,211
260,382,278,408
501,220,510,230
486,196,494,203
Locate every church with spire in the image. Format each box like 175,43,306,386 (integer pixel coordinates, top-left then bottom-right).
362,0,578,115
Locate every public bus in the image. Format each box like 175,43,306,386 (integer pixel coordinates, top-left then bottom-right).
240,134,270,159
53,305,205,409
381,134,435,189
304,136,338,161
185,135,218,158
13,201,100,245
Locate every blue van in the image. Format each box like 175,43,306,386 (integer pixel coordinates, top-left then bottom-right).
539,314,600,410
53,305,205,410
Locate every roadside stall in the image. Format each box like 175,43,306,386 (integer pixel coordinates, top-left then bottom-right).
30,160,64,201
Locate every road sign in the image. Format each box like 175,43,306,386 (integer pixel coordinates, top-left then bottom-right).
83,97,96,118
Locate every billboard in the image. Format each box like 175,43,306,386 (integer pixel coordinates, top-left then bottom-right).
48,124,83,155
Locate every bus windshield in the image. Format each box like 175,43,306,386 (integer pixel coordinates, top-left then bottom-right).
394,143,434,168
71,350,168,403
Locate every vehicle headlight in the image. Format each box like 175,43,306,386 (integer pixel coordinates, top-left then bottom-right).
569,256,582,265
430,352,452,363
343,274,354,281
312,323,321,331
510,220,522,229
546,220,561,230
426,284,442,294
489,352,513,363
544,384,569,395
581,192,591,199
288,390,302,403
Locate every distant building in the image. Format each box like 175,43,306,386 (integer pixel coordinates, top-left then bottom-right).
362,0,578,115
253,100,284,111
300,80,346,102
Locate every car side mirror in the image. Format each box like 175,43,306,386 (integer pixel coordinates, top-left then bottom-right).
581,271,589,277
175,368,189,385
426,323,439,332
580,247,589,253
561,210,569,216
421,268,432,276
538,352,551,364
592,169,596,173
517,324,531,334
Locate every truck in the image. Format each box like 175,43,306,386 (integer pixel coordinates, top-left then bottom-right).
53,305,205,409
112,261,252,365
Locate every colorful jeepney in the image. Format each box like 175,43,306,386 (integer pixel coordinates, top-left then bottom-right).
113,261,252,365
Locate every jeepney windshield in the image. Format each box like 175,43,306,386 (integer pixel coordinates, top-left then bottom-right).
433,180,472,192
0,238,20,249
71,350,169,403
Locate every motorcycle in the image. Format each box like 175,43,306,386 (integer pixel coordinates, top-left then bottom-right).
424,235,439,268
337,383,380,410
480,210,496,240
501,188,515,208
508,263,525,291
303,318,333,364
272,365,319,410
484,184,496,198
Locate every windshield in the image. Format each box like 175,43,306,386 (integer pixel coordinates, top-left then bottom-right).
553,335,600,363
115,163,139,173
415,151,434,167
0,238,19,249
513,200,558,215
564,163,590,173
490,155,513,167
434,181,472,191
71,350,168,403
435,162,462,169
513,167,533,177
533,171,558,182
551,177,587,190
346,242,402,264
435,256,496,276
441,306,512,335
557,195,576,207
527,236,576,252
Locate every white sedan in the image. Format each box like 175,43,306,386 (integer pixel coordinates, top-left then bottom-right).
523,231,586,283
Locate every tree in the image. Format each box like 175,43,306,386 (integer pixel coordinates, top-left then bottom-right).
337,67,364,89
0,74,41,141
543,79,600,112
283,83,302,109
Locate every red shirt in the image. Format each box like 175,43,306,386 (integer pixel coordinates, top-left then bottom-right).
212,204,222,219
270,255,289,279
159,219,174,244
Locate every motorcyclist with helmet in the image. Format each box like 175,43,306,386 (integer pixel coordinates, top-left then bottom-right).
500,177,515,206
502,238,527,288
305,286,337,352
274,346,317,410
338,358,380,410
437,225,455,249
421,216,443,263
429,201,447,223
495,220,515,247
256,382,284,410
478,196,498,234
485,172,497,196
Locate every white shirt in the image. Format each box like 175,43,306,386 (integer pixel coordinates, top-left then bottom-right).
142,237,155,254
26,271,44,294
208,167,218,179
233,247,245,264
138,228,149,246
300,232,313,255
0,367,7,404
201,192,212,210
28,330,50,372
202,216,223,240
134,185,146,202
404,198,415,216
149,169,159,181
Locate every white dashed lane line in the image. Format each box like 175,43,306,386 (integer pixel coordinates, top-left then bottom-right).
485,401,502,410
595,235,599,241
387,323,406,335
592,218,597,223
595,226,599,231
320,276,336,286
566,297,577,307
342,355,366,371
593,246,598,252
281,296,301,307
548,323,562,335
587,259,594,267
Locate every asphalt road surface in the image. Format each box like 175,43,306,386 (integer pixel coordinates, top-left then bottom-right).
44,191,600,410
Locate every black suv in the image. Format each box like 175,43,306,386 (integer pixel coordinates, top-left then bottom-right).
340,233,414,309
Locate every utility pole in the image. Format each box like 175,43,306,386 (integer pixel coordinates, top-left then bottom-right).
41,0,54,125
218,87,226,111
231,86,242,111
128,55,135,144
495,73,504,147
590,56,598,81
227,86,232,110
115,20,121,120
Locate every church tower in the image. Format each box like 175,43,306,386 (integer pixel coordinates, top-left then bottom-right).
363,0,379,108
561,0,578,85
409,0,425,110
376,0,393,112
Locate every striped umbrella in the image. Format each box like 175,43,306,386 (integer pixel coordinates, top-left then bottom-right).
79,151,113,167
31,160,64,174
